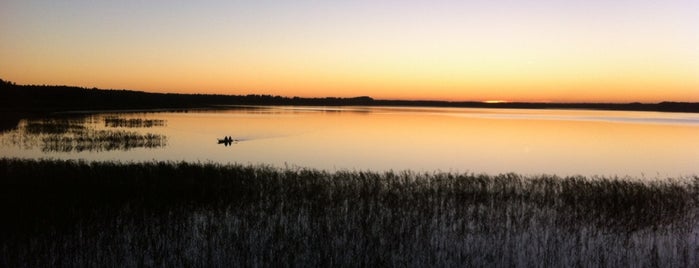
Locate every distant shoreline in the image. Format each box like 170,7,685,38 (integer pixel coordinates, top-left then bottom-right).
2,79,698,114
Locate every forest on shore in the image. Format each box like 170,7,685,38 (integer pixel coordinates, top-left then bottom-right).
2,78,698,114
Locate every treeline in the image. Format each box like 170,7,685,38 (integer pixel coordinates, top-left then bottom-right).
2,78,698,113
0,79,374,113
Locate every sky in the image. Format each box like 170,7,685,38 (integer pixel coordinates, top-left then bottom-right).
1,0,698,102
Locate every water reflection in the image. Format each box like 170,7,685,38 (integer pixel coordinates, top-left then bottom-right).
1,107,697,177
206,105,373,115
2,115,167,152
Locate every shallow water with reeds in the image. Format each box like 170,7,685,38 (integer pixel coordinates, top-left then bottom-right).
1,106,698,177
1,106,698,266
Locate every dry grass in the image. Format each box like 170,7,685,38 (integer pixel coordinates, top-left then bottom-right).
1,158,697,267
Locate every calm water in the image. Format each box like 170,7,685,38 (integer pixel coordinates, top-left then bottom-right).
1,106,698,177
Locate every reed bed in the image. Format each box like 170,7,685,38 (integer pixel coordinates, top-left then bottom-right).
24,119,87,135
1,158,697,267
40,130,166,152
104,117,166,128
1,116,167,152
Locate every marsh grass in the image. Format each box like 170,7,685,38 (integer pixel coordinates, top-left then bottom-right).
104,117,166,128
1,116,167,152
24,118,88,135
40,130,166,152
1,158,697,267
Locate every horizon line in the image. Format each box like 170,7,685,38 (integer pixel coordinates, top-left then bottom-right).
1,78,697,105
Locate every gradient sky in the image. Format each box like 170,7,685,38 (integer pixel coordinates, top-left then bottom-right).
1,0,698,102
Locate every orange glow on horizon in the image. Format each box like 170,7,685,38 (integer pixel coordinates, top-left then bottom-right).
1,1,697,103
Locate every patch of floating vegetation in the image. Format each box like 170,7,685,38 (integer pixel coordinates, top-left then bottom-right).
0,158,697,267
24,119,87,135
40,130,166,152
104,117,166,128
0,116,167,152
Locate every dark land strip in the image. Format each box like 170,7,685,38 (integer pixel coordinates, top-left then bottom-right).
2,79,698,115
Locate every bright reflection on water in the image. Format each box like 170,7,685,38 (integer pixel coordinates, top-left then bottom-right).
1,106,698,177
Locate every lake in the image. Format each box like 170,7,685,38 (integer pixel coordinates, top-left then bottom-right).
1,106,698,177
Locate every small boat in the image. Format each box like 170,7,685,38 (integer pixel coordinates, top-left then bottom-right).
217,137,238,144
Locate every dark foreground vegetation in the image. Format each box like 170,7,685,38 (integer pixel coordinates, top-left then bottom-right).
1,158,697,267
2,78,698,114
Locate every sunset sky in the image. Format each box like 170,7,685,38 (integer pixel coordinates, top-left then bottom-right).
1,0,698,102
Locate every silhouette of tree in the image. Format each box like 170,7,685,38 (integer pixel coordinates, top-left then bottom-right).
1,78,697,113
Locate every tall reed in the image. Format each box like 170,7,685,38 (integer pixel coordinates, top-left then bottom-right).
1,158,697,267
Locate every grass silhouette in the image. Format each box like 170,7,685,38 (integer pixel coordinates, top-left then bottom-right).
104,117,166,128
2,116,167,152
1,158,697,266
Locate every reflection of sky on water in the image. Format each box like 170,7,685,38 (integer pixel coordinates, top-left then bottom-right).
1,107,698,178
366,107,699,126
470,112,699,126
